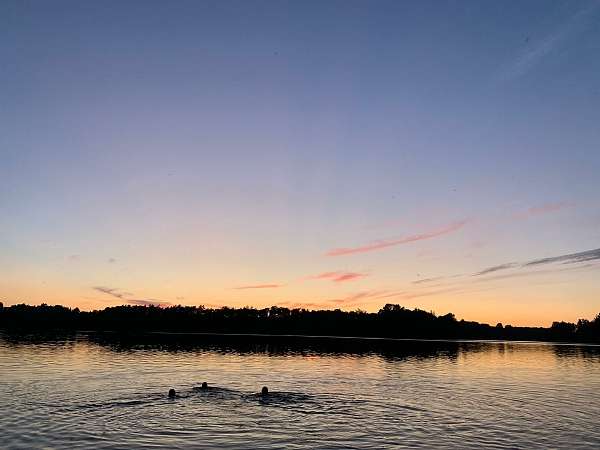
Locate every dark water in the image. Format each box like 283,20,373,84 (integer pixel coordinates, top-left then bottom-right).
1,333,599,449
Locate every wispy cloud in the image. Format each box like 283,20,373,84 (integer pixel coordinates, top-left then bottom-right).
326,220,468,256
327,290,388,304
277,301,335,310
473,262,600,285
514,202,573,219
277,290,388,310
414,247,600,286
474,263,519,276
128,298,172,307
412,274,464,285
93,286,172,307
233,284,282,290
472,248,600,278
471,248,600,277
310,271,368,283
412,276,446,285
94,286,125,299
524,248,600,267
497,2,599,82
377,286,475,301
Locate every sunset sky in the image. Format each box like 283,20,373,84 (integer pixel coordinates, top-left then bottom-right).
1,0,599,326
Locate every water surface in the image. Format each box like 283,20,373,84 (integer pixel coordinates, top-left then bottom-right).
1,333,599,449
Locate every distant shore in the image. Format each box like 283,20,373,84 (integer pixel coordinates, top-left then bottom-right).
2,302,599,344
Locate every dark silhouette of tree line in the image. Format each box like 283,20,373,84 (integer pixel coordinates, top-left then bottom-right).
0,302,598,343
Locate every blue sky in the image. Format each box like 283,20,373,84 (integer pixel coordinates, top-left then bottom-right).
1,0,599,325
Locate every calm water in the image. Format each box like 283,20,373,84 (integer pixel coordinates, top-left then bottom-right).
1,333,600,449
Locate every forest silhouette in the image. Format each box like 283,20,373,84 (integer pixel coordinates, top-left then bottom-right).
0,302,599,343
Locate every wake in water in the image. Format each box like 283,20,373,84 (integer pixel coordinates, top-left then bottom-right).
242,391,313,407
191,385,241,400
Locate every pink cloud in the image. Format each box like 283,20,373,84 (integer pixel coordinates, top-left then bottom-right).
326,290,389,305
514,202,573,219
311,271,368,283
233,284,282,290
348,290,387,301
325,220,468,256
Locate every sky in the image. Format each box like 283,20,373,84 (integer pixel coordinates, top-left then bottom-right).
1,0,599,326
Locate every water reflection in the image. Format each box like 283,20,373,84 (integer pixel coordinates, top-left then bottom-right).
1,332,600,449
552,342,600,361
1,331,465,359
3,330,600,363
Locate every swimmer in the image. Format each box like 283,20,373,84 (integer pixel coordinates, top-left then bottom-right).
201,382,208,390
261,386,268,396
168,388,176,398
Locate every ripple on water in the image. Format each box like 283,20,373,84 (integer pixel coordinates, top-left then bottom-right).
1,335,600,449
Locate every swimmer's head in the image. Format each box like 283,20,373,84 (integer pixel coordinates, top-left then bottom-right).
168,388,176,398
201,382,208,389
261,386,268,395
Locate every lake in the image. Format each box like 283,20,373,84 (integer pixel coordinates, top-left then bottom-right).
1,333,599,449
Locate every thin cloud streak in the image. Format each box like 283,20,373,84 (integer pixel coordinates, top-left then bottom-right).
474,263,519,276
472,248,600,277
413,276,446,285
278,290,388,311
379,287,470,301
326,220,468,256
128,298,173,307
412,274,464,285
327,290,388,304
277,301,336,310
234,284,282,290
93,286,172,307
524,248,600,267
472,262,600,284
514,202,573,219
311,271,368,283
413,247,600,287
93,286,125,299
497,2,599,81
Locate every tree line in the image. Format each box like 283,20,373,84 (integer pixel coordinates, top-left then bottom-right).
0,302,598,343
